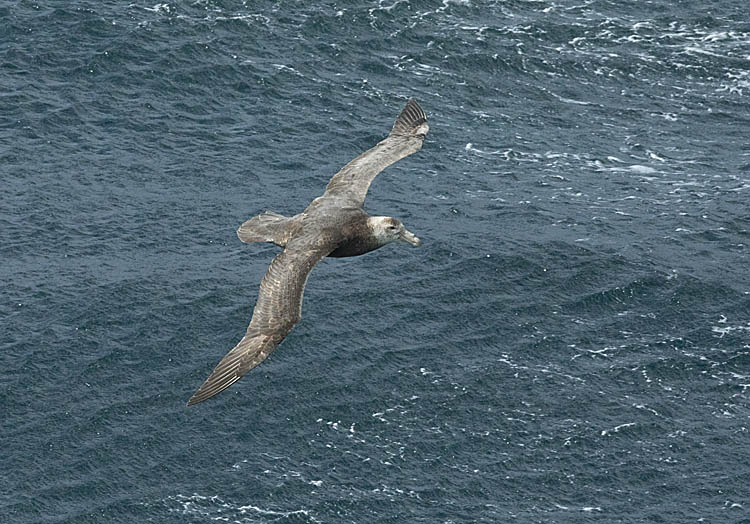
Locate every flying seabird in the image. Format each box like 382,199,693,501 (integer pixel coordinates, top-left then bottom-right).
187,99,429,405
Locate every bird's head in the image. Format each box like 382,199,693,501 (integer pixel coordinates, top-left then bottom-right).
369,216,422,247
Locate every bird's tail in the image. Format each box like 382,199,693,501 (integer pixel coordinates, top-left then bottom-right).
237,211,293,247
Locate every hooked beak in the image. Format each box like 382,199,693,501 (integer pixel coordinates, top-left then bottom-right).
400,228,422,247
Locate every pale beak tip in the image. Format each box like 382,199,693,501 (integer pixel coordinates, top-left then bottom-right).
405,234,422,247
400,229,422,247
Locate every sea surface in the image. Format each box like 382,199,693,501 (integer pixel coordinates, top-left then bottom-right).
2,1,749,522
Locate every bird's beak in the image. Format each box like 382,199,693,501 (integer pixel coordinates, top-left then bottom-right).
400,228,422,246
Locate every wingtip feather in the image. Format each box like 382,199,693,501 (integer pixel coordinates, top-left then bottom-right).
391,99,428,137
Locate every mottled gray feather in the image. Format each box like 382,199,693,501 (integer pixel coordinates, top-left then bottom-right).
323,99,428,205
187,248,329,405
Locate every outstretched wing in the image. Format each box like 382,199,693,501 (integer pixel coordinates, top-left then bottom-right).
323,99,428,205
187,247,329,405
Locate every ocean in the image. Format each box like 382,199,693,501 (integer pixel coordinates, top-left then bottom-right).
2,1,749,522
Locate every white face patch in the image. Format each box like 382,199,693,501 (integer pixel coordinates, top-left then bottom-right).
368,216,402,245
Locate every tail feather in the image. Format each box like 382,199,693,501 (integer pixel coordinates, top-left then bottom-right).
237,211,292,246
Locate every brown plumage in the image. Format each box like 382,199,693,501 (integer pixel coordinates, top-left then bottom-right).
187,99,428,405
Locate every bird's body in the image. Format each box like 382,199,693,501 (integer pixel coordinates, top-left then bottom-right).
188,99,428,405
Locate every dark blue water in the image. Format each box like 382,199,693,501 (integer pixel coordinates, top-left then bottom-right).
3,1,749,522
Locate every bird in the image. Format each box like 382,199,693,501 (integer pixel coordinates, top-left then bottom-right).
187,99,429,405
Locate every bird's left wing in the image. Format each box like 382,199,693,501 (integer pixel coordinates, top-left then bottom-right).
323,99,428,206
187,246,330,405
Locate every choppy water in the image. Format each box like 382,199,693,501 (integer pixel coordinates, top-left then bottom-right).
2,1,749,522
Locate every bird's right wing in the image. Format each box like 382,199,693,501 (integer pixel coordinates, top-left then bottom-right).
187,246,329,405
